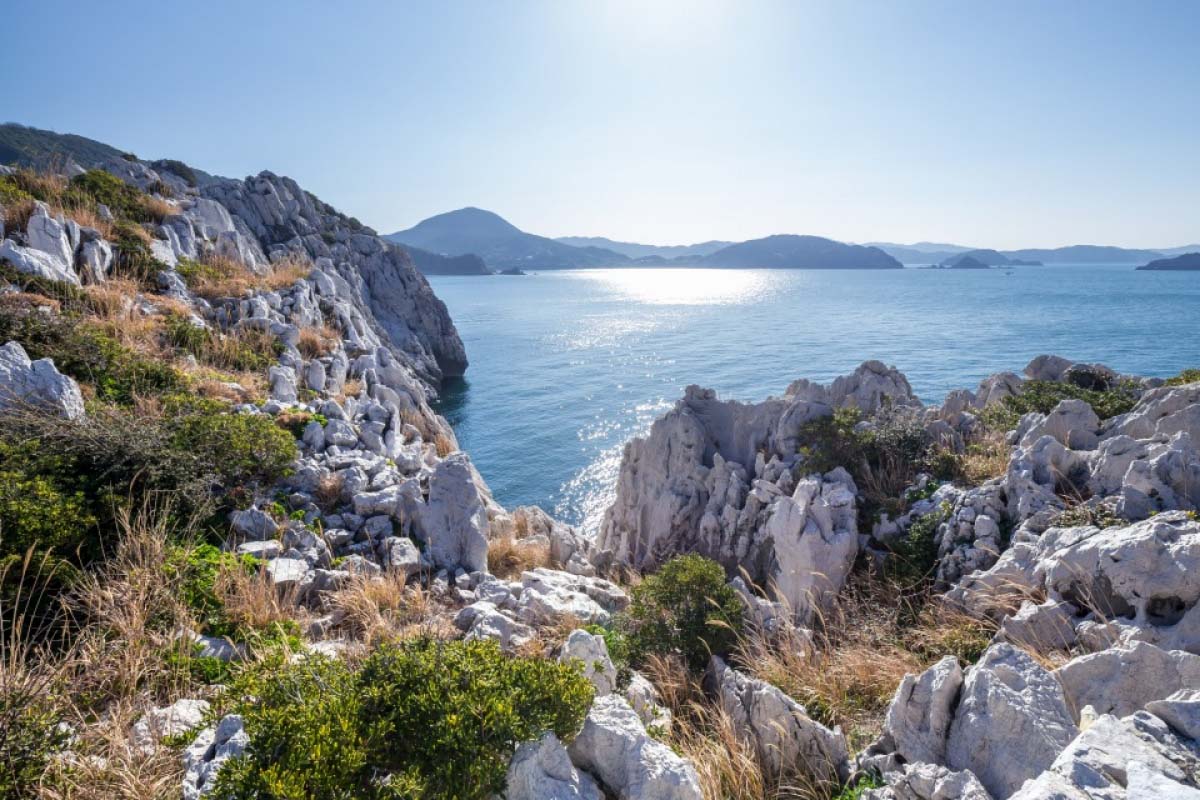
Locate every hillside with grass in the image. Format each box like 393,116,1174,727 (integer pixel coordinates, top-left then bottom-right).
3,141,1200,800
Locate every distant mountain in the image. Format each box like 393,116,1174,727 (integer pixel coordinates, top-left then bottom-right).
699,235,902,269
555,236,732,260
1153,245,1200,258
868,243,974,264
1005,245,1161,264
402,245,492,275
1137,252,1200,271
385,208,629,270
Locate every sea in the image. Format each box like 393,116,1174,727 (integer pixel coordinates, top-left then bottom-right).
428,265,1200,534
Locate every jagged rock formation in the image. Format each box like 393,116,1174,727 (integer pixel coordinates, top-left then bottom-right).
0,340,85,419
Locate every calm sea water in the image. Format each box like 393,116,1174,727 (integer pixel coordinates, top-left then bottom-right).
429,266,1200,533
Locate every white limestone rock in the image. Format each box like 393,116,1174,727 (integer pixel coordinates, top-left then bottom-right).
568,695,703,800
182,714,248,800
1008,711,1200,799
0,341,85,419
706,656,849,786
945,644,1078,799
1054,642,1200,721
560,629,618,696
877,656,963,766
455,600,535,652
516,568,627,627
506,732,602,800
421,453,490,573
863,763,994,800
132,698,210,751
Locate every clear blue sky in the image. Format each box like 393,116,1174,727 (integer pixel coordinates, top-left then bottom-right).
5,0,1198,248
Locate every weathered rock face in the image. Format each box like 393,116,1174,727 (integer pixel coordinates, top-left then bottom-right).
1008,710,1200,799
198,171,465,385
862,763,993,800
506,733,602,800
182,715,248,800
568,695,703,800
595,363,909,617
421,453,491,573
0,341,85,419
560,629,619,696
944,645,1078,799
706,656,850,786
874,656,963,767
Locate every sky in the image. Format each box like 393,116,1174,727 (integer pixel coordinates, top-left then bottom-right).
5,0,1198,249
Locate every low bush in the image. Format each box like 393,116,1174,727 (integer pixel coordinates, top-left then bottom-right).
213,638,594,800
621,554,743,672
165,315,281,373
886,502,951,588
979,379,1140,432
798,404,934,520
1167,368,1200,387
0,304,184,404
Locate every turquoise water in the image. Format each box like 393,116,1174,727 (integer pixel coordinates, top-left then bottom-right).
429,266,1200,533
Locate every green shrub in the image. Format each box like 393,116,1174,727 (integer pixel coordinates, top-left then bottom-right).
979,379,1140,432
584,622,631,686
0,306,185,405
151,159,198,187
213,638,594,800
165,314,280,373
110,220,165,284
798,404,933,520
169,402,297,487
0,444,98,557
65,170,155,223
0,174,34,207
1167,368,1200,387
621,554,743,672
887,502,950,588
0,685,70,799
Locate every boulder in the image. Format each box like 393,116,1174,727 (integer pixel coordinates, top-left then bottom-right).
863,763,993,800
706,656,849,786
1053,642,1200,720
568,695,703,800
229,507,278,541
422,453,490,573
0,341,85,419
560,629,618,696
454,601,534,652
132,698,210,751
517,569,627,627
877,656,963,766
945,644,1078,799
506,732,602,800
182,714,248,800
1008,711,1200,799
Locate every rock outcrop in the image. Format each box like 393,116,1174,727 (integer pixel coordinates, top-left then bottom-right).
0,341,85,419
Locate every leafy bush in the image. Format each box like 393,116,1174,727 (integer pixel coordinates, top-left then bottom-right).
110,219,165,283
65,170,157,223
213,638,594,800
0,442,98,558
168,400,297,487
0,685,69,799
979,379,1140,432
798,404,934,520
1167,368,1200,387
0,302,185,404
165,315,280,373
621,554,743,672
886,502,950,588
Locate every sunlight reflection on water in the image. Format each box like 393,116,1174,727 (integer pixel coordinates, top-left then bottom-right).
572,267,781,306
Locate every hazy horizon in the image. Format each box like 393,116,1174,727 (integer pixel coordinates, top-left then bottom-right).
8,0,1199,250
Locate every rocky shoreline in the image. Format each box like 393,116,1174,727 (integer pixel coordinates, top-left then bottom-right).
3,153,1200,799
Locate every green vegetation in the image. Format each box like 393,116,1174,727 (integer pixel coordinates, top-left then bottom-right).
213,638,594,800
831,771,884,800
1050,502,1124,529
620,554,743,672
798,405,946,519
0,681,70,800
165,314,281,373
979,379,1140,432
886,502,951,588
1167,368,1200,387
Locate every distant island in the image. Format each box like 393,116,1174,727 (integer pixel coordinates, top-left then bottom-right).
388,209,901,271
939,249,1041,268
405,246,492,276
499,267,527,275
932,254,991,269
1137,252,1200,271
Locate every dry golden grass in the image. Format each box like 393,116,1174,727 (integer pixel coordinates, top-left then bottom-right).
0,290,62,312
183,252,312,301
214,563,299,636
959,431,1011,485
3,196,38,233
330,575,454,645
315,472,346,509
297,324,339,359
434,432,455,458
339,378,364,402
487,534,551,580
82,280,138,320
140,195,176,224
66,206,116,240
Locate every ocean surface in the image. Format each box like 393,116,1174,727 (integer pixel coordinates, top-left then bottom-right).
429,265,1200,534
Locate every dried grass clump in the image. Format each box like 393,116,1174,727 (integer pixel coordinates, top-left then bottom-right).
958,432,1011,485
297,324,339,359
82,280,138,320
487,534,551,580
213,562,299,635
67,206,116,240
262,253,313,291
434,432,455,458
180,252,314,301
330,576,453,645
140,195,176,224
2,196,38,233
